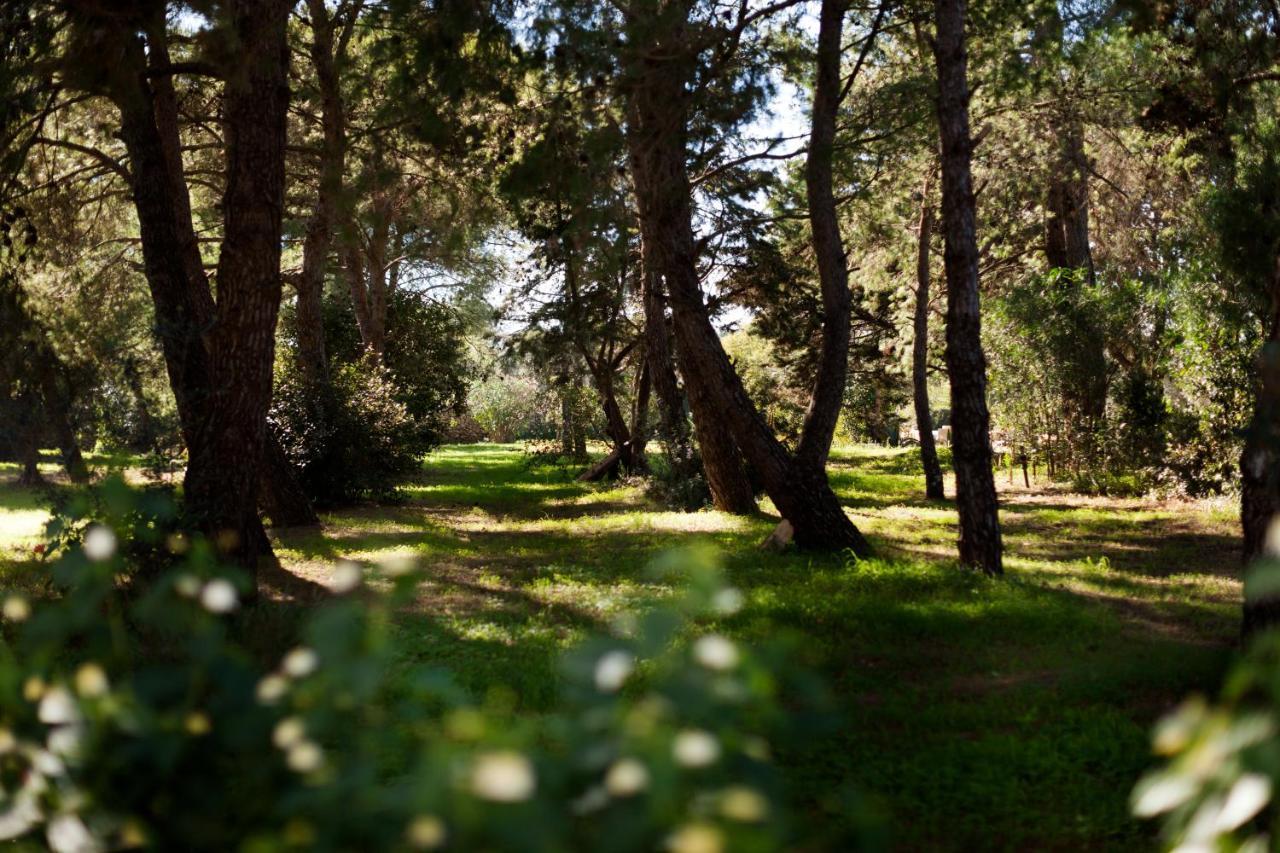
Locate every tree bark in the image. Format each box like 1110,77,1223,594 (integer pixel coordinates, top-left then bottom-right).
622,26,869,552
795,0,854,472
933,0,1003,574
913,180,946,500
1241,255,1280,639
182,0,293,576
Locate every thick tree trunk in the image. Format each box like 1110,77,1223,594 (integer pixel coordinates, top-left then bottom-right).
795,0,854,472
16,393,43,487
122,357,157,452
38,364,88,483
181,0,293,578
913,181,945,500
933,0,1003,574
1241,256,1280,639
623,44,868,553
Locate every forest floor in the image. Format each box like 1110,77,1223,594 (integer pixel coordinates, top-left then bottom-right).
0,443,1241,850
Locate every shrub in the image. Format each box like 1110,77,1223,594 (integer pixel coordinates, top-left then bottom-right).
269,361,432,505
0,483,871,851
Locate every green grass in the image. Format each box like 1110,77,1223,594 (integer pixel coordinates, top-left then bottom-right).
0,442,1240,850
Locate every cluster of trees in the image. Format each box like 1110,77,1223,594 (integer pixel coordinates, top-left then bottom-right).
2,0,1280,625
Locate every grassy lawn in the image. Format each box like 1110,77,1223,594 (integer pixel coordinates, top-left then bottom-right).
0,443,1239,850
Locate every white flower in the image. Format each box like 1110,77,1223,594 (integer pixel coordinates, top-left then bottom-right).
281,647,319,678
667,823,723,853
73,664,108,698
0,728,15,754
604,758,649,797
82,526,117,562
405,815,447,849
332,560,363,593
256,674,289,705
720,786,769,822
46,726,83,758
470,751,536,802
692,635,739,671
46,813,99,853
673,730,720,768
37,687,79,726
2,596,30,622
273,717,306,750
200,579,238,614
712,587,744,615
286,740,324,773
594,650,635,692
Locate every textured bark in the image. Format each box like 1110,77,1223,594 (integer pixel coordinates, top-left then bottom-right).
1241,255,1280,640
795,0,854,472
933,0,1003,574
641,234,753,510
623,23,869,552
294,0,352,383
180,0,294,578
109,9,316,542
913,181,945,500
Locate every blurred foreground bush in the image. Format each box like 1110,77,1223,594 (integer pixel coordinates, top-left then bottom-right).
0,479,872,851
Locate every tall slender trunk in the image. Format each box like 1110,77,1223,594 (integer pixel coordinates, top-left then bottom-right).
913,180,945,500
294,0,351,383
180,0,294,578
795,0,854,472
933,0,1003,574
1241,254,1280,639
122,357,156,452
623,45,868,552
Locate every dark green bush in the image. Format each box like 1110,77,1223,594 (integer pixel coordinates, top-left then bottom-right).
269,361,432,506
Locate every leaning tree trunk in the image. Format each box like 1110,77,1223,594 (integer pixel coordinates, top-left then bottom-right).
623,50,868,553
913,180,945,500
933,0,1003,574
640,236,755,512
795,0,854,473
1241,255,1280,639
180,0,293,579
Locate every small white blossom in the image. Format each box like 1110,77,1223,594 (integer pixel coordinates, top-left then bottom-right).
712,587,744,615
200,579,238,614
693,635,739,671
604,758,649,797
46,726,83,758
673,730,720,768
405,815,447,849
2,595,30,622
46,813,98,853
73,664,108,698
331,560,362,593
0,728,15,754
273,717,306,750
594,650,635,693
37,687,78,726
256,674,289,705
470,751,536,802
286,740,324,773
281,647,319,678
82,526,117,562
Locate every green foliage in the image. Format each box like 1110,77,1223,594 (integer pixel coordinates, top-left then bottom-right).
0,482,858,851
270,361,432,506
722,328,805,445
466,370,559,442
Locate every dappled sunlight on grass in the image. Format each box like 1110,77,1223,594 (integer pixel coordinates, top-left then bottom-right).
0,442,1245,848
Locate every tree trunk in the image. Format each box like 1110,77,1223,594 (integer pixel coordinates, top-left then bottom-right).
1241,255,1280,639
294,0,351,384
180,0,293,579
795,0,854,472
623,40,868,552
122,357,157,452
16,392,43,487
913,180,946,500
37,362,88,483
933,0,1003,574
